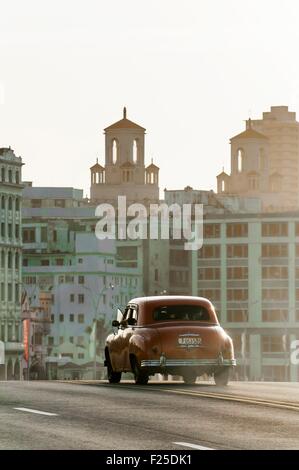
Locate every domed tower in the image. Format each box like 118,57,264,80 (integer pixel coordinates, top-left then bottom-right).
90,108,160,206
217,119,271,200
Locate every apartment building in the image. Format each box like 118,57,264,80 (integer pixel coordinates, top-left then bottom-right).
22,186,143,379
0,147,23,380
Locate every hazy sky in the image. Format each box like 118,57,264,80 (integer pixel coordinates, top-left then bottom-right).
1,0,299,197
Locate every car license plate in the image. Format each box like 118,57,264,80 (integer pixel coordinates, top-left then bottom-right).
178,336,201,347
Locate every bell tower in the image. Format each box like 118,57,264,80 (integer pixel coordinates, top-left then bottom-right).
90,108,159,206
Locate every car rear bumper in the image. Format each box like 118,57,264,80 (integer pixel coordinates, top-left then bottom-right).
140,358,236,368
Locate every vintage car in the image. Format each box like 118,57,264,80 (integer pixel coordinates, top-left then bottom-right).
104,296,236,386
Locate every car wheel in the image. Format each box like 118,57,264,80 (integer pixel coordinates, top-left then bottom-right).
106,356,121,384
182,372,197,385
132,359,149,385
214,367,230,386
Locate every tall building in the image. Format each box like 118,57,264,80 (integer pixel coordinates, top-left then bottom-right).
217,106,299,212
90,108,159,206
0,147,23,380
191,212,299,382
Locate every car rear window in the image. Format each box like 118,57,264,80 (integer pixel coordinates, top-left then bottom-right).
153,304,211,322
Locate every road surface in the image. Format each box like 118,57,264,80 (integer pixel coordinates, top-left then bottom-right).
0,380,299,450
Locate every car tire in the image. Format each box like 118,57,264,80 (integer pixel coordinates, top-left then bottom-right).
132,358,149,385
106,355,121,384
182,372,197,384
214,367,230,386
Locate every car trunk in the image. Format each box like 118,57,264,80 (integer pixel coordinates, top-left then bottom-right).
155,323,223,359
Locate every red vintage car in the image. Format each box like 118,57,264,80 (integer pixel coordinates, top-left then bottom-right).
104,296,236,386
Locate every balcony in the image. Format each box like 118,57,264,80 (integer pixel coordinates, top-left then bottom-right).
4,342,24,352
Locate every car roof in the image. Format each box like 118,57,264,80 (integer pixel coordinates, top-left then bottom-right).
128,295,213,307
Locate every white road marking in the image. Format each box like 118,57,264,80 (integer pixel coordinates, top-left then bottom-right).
174,441,214,450
14,407,58,416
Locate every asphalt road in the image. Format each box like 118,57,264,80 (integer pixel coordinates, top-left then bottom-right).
1,380,299,450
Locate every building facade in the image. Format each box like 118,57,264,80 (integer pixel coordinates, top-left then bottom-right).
22,185,143,379
217,106,299,212
0,147,23,380
190,213,299,382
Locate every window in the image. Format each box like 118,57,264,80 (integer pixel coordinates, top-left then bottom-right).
78,353,85,359
112,139,118,164
0,282,4,301
198,267,220,280
262,289,288,301
41,259,50,266
1,223,5,237
8,283,12,301
204,224,221,239
8,251,12,268
78,314,85,324
170,270,189,286
8,224,12,238
41,227,47,242
78,275,85,284
262,366,288,382
69,336,74,343
262,244,288,257
198,245,220,259
23,228,35,243
78,258,83,264
237,148,244,173
77,336,84,346
56,258,63,266
262,310,288,322
59,314,64,322
248,174,259,190
69,314,74,322
70,294,75,303
154,269,159,282
199,289,221,301
54,199,66,208
133,139,138,164
15,198,20,211
262,223,288,237
59,336,64,345
227,289,248,301
262,267,288,279
262,335,285,353
227,266,248,279
227,310,247,322
48,337,54,346
53,230,57,242
31,199,42,208
169,250,189,266
259,148,266,170
78,294,84,304
153,304,211,322
226,223,248,238
51,314,54,323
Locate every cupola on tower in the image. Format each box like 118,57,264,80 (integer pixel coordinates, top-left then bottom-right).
90,108,159,207
217,106,299,212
